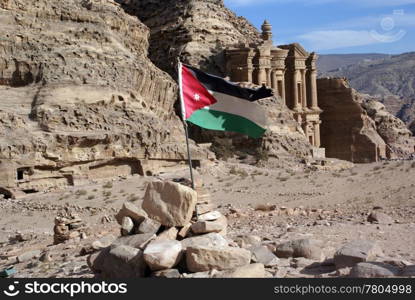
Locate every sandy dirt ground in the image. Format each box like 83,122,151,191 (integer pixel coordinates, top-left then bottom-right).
0,159,414,278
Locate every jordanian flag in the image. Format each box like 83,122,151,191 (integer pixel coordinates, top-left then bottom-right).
178,63,272,138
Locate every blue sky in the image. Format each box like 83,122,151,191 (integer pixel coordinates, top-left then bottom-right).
224,0,415,54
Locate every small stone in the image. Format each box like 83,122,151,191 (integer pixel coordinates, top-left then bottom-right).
291,257,317,269
121,217,134,236
143,240,182,271
39,251,52,263
196,203,215,215
213,263,265,278
186,246,251,272
350,262,400,278
115,202,148,225
92,234,116,250
152,269,181,278
367,212,393,225
181,233,228,250
17,250,41,263
157,227,179,240
255,204,276,212
191,216,227,235
177,223,192,239
136,218,161,235
69,231,80,239
182,270,217,278
249,246,279,267
197,211,222,222
334,240,384,269
234,235,262,249
275,239,323,260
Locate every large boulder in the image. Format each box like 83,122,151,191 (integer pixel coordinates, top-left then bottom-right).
401,265,415,277
186,246,251,272
191,215,227,235
143,240,182,271
142,181,197,227
115,202,148,225
275,239,323,260
157,227,179,241
334,240,384,269
89,245,146,278
136,218,162,235
181,233,228,250
350,262,400,278
249,246,279,267
111,233,156,250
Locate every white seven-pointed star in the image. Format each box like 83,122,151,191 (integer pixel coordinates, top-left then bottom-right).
194,93,201,101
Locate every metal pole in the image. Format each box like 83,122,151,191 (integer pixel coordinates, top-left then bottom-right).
177,60,196,191
183,122,195,190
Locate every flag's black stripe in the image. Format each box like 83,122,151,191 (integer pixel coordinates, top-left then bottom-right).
184,64,273,102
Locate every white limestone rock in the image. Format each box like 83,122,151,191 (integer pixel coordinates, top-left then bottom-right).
142,181,197,227
143,240,183,271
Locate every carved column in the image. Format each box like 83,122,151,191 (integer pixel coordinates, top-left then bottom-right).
309,69,318,109
258,67,266,86
301,69,307,109
293,70,300,109
281,72,286,101
266,68,271,87
314,122,321,147
271,70,276,89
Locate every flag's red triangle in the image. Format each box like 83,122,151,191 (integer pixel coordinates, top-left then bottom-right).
181,65,217,119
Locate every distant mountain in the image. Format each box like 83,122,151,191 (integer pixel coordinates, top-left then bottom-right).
318,52,415,126
318,53,391,74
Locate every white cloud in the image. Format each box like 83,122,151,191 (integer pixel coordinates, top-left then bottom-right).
298,30,380,51
328,13,415,29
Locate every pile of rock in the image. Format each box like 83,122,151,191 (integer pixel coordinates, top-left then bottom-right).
53,214,87,245
87,180,266,278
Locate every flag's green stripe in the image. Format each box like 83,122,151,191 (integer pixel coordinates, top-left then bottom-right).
187,108,266,139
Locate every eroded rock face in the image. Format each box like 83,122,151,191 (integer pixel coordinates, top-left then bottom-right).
0,0,209,194
318,78,415,162
362,99,415,159
409,121,415,136
318,78,387,163
115,0,261,76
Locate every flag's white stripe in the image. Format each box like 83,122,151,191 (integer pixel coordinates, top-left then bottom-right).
178,62,186,121
207,91,267,128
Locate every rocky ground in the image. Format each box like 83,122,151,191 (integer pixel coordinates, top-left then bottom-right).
0,158,415,278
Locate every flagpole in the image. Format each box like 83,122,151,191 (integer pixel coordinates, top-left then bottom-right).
177,60,196,191
183,122,195,191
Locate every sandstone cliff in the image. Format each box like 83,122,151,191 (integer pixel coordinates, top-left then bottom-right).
362,99,415,159
116,0,261,76
0,0,209,195
320,52,415,126
410,121,415,136
317,78,414,163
